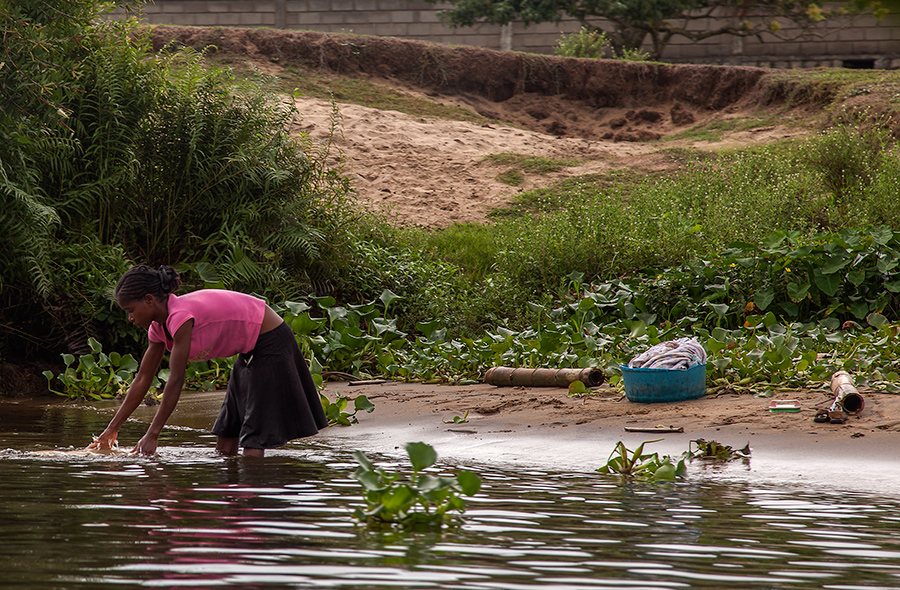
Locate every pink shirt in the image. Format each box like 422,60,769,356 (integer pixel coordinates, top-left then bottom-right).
148,290,266,361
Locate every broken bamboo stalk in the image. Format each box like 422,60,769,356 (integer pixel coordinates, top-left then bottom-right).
830,370,865,415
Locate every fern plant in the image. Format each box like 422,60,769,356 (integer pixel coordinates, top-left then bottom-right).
0,0,355,362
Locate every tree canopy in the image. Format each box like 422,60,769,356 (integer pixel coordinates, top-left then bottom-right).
425,0,888,60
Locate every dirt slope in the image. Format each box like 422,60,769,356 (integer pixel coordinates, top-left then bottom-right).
147,26,817,226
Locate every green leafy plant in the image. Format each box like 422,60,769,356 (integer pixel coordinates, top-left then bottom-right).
688,438,751,461
442,410,469,424
555,27,614,59
320,392,375,426
156,358,235,393
618,47,651,62
597,440,687,481
352,442,482,529
566,379,595,399
43,337,139,400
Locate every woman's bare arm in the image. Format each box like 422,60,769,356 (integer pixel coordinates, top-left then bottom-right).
132,319,194,455
89,341,166,449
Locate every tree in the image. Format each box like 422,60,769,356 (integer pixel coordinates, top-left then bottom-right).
424,0,888,60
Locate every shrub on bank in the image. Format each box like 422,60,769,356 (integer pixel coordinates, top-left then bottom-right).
0,0,354,359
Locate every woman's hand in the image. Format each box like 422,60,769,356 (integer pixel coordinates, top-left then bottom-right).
131,432,159,456
88,430,118,450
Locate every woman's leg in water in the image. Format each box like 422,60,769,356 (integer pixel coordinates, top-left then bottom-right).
216,436,239,455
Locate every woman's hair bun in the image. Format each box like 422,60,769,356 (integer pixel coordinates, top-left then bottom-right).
158,265,182,294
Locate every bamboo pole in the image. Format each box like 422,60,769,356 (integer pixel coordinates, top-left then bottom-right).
484,366,605,388
830,370,865,414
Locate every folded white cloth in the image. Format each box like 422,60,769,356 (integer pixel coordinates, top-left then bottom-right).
628,337,707,370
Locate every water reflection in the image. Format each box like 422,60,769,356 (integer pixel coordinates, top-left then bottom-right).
3,402,900,589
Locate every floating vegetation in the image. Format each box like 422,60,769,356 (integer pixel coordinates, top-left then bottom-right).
597,440,687,481
352,442,482,529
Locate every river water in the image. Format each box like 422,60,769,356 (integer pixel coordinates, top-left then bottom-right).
3,398,900,590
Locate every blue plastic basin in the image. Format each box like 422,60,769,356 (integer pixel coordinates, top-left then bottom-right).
620,363,707,404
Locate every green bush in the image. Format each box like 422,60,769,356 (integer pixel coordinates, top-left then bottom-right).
0,0,131,298
804,123,889,206
555,27,650,61
56,45,332,297
555,27,614,59
0,1,355,360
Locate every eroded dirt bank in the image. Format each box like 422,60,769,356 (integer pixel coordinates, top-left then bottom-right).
142,26,824,226
145,25,790,143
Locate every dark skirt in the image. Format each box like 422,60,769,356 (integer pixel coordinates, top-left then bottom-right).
211,321,328,449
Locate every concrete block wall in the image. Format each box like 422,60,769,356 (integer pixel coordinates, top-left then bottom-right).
120,0,900,68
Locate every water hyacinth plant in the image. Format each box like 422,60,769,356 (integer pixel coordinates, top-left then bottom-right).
598,438,750,481
352,442,482,529
319,392,375,426
688,438,751,461
43,337,138,400
597,440,687,481
279,256,900,397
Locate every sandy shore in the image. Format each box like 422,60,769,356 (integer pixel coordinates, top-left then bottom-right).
92,379,900,493
307,380,900,492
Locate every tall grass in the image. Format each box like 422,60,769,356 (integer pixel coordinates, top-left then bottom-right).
385,126,900,334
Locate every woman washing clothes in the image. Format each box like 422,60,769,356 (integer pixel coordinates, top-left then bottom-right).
89,265,327,457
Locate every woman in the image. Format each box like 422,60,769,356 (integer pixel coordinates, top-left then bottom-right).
89,265,327,456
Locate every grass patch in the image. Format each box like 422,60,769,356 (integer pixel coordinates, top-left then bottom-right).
484,152,581,187
483,152,580,174
417,223,499,280
497,170,525,186
666,116,786,142
489,170,653,219
756,69,900,120
488,175,604,218
657,147,718,164
209,56,494,125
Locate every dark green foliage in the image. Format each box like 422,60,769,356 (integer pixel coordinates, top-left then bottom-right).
0,0,350,360
0,0,108,298
51,44,328,294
